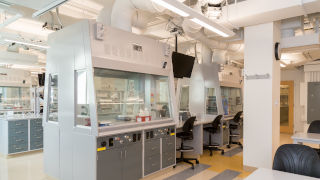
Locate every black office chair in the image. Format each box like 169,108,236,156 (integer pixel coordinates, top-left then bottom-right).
308,120,320,154
176,116,199,169
203,115,224,156
227,111,243,149
273,144,320,178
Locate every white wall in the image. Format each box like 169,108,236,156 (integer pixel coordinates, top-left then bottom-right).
243,22,280,169
281,69,305,133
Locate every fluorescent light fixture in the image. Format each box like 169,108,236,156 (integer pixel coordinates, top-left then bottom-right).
32,0,69,18
191,18,229,37
151,0,189,17
4,39,49,49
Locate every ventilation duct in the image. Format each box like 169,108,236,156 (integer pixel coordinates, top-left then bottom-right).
109,0,165,32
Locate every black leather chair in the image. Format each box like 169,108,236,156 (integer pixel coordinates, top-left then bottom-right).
176,116,199,169
308,120,320,154
273,144,320,178
227,111,243,149
203,115,224,156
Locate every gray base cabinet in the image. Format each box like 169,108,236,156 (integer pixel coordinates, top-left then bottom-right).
97,131,142,180
0,117,43,155
144,126,176,176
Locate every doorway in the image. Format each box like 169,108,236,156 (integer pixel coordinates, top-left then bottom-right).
280,81,294,134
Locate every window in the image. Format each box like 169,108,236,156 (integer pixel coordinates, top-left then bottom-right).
48,74,58,122
179,86,189,112
75,70,90,127
206,88,217,115
221,87,242,115
94,68,172,127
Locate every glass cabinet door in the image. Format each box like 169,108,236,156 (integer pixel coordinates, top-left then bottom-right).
48,74,58,122
206,88,217,115
93,68,172,127
221,86,242,115
75,70,90,127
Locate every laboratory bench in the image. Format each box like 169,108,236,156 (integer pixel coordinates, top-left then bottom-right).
0,115,43,155
175,114,243,156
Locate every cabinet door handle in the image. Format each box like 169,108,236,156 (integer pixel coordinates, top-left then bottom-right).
16,139,24,142
168,143,173,145
120,151,123,159
124,150,127,159
151,163,156,167
15,147,22,150
151,147,156,150
16,131,24,134
15,123,22,126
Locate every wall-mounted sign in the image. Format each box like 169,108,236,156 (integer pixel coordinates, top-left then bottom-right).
245,73,270,80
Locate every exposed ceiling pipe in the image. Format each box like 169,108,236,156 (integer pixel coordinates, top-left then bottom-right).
109,0,165,32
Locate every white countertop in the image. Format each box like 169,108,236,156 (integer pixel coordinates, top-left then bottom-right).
245,168,319,180
291,132,320,144
99,122,176,136
176,116,234,128
0,115,43,121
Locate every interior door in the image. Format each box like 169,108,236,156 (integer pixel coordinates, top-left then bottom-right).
280,81,294,134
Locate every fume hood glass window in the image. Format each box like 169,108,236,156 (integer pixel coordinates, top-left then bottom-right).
94,68,172,127
48,74,58,122
206,88,217,115
179,86,189,112
0,87,31,112
75,70,90,127
221,87,242,115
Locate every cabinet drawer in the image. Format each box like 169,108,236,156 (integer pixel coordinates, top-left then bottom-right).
30,135,43,143
30,140,43,150
162,152,175,168
144,139,160,157
144,155,160,176
9,127,28,137
9,144,28,154
162,136,175,153
30,119,42,127
8,135,28,145
30,128,43,136
8,120,28,129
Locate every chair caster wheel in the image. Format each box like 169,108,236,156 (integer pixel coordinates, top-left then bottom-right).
173,165,176,169
191,165,195,169
210,152,213,156
196,160,199,164
221,150,224,155
227,145,231,149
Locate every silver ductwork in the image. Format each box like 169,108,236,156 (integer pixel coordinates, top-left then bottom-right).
107,0,164,32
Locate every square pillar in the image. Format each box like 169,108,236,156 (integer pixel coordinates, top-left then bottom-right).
243,22,281,169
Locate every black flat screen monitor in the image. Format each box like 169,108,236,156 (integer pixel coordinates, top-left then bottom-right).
172,52,195,78
38,73,45,86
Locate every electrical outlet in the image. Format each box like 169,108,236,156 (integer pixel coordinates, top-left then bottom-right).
95,23,104,40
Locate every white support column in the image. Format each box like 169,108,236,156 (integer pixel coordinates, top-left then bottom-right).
243,22,281,169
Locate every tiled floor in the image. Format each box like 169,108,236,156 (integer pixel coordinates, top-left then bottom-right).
0,133,302,180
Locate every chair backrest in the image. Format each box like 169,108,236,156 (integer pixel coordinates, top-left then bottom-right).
273,144,320,178
212,115,223,132
233,111,243,123
182,116,196,133
308,120,320,134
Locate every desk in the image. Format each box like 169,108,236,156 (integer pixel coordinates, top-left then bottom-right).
245,168,319,180
176,116,232,155
291,133,320,145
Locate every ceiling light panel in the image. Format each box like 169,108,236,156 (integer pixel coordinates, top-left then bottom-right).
151,0,189,17
151,0,235,37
